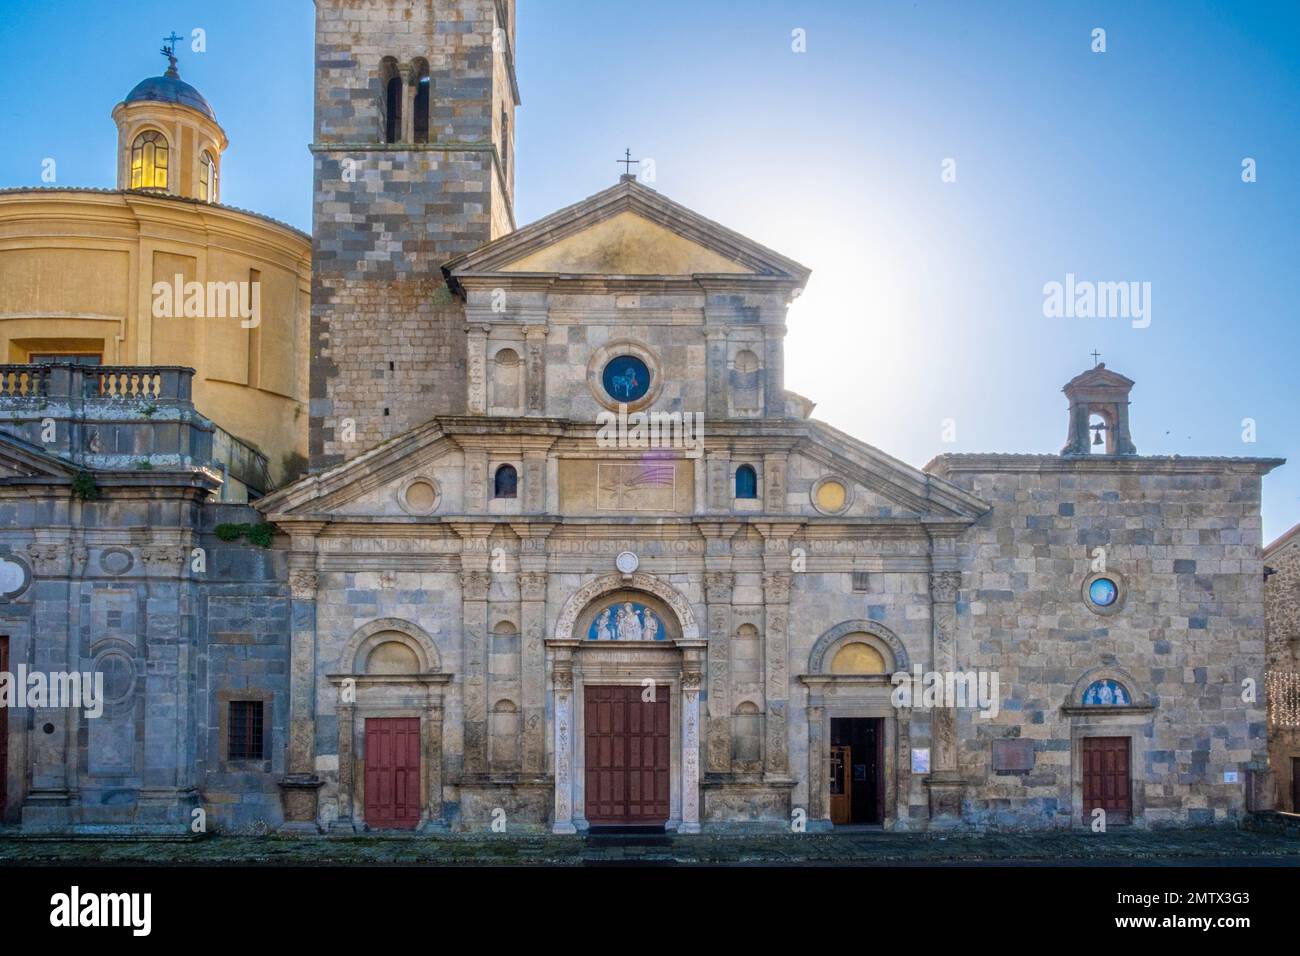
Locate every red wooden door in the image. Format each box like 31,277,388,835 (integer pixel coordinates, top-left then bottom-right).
585,685,670,825
1082,736,1131,823
0,637,7,819
364,717,422,829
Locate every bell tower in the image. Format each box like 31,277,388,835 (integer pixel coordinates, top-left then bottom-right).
1060,362,1138,456
309,0,519,470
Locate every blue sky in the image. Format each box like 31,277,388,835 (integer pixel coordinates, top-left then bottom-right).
1,0,1297,539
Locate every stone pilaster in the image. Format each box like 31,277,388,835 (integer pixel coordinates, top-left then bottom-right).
680,655,704,834
467,324,490,415
524,324,547,414
762,321,786,417
705,327,728,419
927,568,964,821
522,449,546,513
706,449,732,512
806,702,826,823
280,522,325,832
464,448,489,513
758,523,800,780
334,700,356,831
703,562,734,774
455,523,493,777
551,646,578,834
762,452,787,513
516,534,550,774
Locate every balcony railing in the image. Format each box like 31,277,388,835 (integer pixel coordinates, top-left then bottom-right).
0,364,194,403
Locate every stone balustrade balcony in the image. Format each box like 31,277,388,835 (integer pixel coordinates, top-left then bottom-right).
0,362,269,499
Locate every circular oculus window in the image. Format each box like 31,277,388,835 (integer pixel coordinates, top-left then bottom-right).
1082,571,1125,615
398,476,441,515
602,355,651,404
812,477,851,515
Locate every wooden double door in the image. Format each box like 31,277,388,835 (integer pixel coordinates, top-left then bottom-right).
584,684,670,826
1082,736,1131,823
364,717,422,830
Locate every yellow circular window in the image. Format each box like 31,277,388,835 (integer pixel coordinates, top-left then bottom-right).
814,479,847,513
830,641,886,675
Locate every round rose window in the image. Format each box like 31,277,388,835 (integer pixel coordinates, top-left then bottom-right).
602,355,651,403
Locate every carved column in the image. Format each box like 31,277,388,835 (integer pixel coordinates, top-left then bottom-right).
552,650,577,834
703,565,734,774
706,450,732,513
280,523,325,832
466,324,490,415
680,654,704,834
927,568,964,820
524,324,547,414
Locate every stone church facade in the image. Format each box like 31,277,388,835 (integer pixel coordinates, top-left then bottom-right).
0,0,1287,836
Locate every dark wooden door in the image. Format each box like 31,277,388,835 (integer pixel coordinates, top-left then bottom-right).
1292,758,1300,813
364,717,421,829
0,637,7,819
1082,736,1131,823
584,685,670,825
829,744,851,824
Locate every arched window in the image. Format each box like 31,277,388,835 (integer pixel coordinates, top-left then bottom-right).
735,464,757,499
412,59,430,144
198,150,218,203
494,464,518,499
381,57,402,144
130,130,169,190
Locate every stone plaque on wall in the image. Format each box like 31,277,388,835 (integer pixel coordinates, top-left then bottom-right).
992,738,1035,773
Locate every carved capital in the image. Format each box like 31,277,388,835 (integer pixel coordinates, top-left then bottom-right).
930,570,961,604
553,668,574,692
140,545,187,575
704,571,734,604
681,668,704,692
26,543,66,575
762,571,791,604
290,569,318,600
518,571,548,602
460,569,492,602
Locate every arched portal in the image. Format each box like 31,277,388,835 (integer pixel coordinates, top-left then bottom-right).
548,572,705,835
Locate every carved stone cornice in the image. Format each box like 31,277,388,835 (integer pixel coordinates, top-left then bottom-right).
140,545,187,575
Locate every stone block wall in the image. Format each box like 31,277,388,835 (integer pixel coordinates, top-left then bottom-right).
930,456,1273,828
1264,533,1300,811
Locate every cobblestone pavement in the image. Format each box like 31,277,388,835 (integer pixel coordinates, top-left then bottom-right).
1,828,1298,866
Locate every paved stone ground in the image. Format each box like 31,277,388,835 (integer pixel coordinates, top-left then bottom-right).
1,828,1298,866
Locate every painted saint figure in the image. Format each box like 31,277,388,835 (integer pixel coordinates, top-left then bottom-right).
617,602,643,641
594,608,613,641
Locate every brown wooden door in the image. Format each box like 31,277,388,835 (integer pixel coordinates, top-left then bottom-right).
584,685,670,825
829,744,852,824
0,637,7,819
1082,736,1131,823
364,717,422,829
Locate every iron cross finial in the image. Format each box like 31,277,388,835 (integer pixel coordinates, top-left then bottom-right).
1091,350,1101,366
161,32,183,74
618,148,639,177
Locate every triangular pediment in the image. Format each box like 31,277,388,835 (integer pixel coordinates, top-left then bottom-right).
445,179,810,282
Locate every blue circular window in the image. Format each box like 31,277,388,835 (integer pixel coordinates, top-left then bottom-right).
602,355,650,403
1088,577,1119,607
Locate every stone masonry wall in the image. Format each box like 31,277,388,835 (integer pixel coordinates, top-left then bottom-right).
935,459,1270,828
1264,538,1300,811
310,0,515,470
